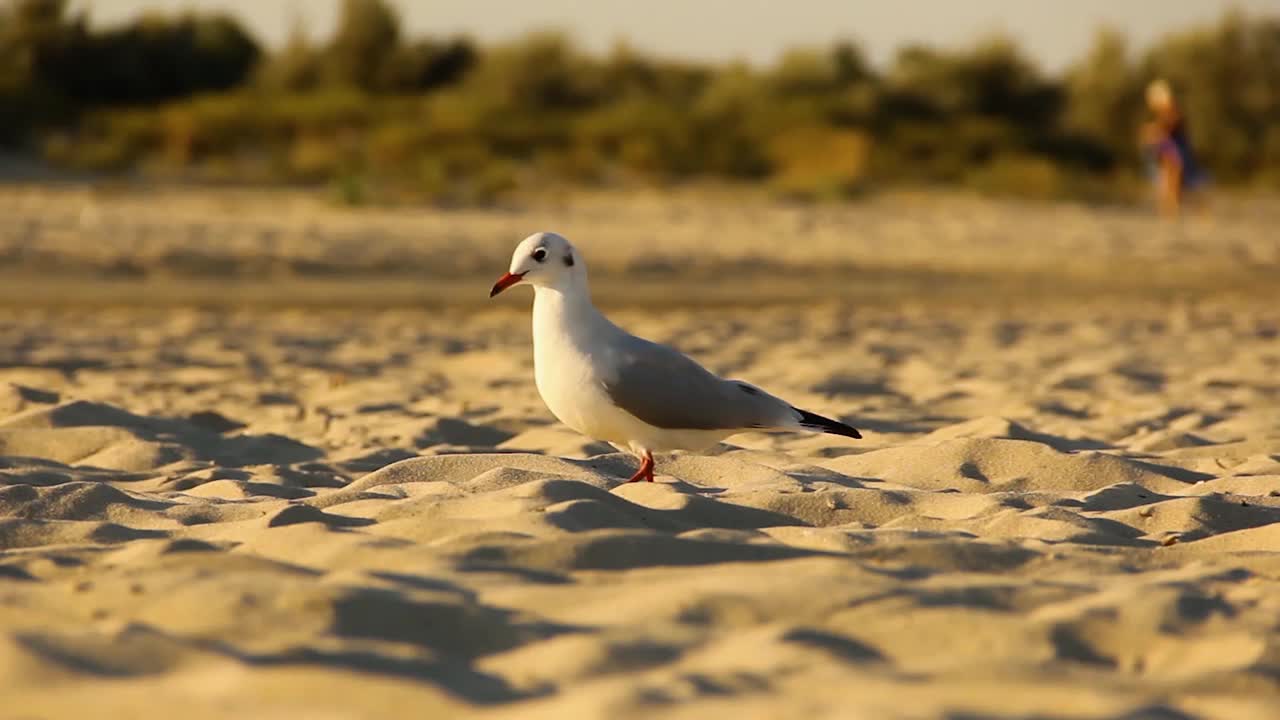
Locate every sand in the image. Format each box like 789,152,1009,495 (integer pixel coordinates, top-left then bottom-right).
1,187,1278,719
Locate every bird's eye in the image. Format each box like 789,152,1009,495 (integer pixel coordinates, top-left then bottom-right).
532,248,547,262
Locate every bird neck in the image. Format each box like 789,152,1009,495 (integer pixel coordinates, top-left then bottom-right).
532,280,607,349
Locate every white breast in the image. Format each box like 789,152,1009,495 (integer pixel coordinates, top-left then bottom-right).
530,289,735,453
532,290,633,445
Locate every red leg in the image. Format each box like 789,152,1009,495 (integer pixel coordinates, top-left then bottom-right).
626,451,655,483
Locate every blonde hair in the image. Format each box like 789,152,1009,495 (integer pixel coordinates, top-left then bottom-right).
1146,79,1174,110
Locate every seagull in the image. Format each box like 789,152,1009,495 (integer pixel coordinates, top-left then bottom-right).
490,232,861,483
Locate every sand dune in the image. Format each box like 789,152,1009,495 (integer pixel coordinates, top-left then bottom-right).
0,288,1276,719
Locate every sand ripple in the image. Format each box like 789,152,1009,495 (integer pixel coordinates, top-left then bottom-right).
1,300,1279,718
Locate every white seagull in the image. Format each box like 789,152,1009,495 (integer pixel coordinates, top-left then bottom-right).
490,232,861,483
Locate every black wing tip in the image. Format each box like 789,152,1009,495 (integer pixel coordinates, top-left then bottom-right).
796,408,862,440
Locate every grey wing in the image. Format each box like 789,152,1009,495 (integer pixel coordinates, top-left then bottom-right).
601,335,793,430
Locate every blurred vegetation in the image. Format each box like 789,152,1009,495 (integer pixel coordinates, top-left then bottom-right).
2,0,1278,204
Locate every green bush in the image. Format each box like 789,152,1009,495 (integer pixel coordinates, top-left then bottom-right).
768,126,870,200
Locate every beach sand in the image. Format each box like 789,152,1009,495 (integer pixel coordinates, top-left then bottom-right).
1,187,1278,718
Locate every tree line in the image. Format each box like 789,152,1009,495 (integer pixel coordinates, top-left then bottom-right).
2,0,1278,203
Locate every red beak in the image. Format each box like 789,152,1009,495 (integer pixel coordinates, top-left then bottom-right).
489,271,526,297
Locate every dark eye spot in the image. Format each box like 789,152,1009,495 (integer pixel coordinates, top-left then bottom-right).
532,247,547,262
564,253,574,267
736,383,761,396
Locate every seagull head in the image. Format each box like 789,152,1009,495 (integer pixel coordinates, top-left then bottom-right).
490,232,582,297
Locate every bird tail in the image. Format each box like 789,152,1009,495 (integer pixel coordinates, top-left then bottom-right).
793,407,862,439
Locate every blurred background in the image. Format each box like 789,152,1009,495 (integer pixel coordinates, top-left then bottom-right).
0,0,1276,307
2,0,1278,204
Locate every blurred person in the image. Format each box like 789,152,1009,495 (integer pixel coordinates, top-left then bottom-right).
1139,79,1206,216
